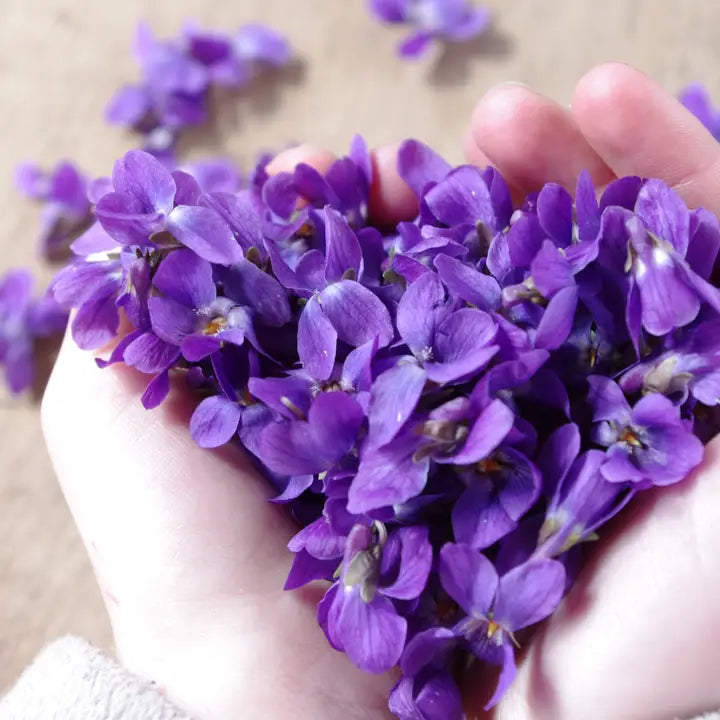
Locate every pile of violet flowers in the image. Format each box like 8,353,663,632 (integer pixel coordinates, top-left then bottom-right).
4,10,720,716
39,138,720,716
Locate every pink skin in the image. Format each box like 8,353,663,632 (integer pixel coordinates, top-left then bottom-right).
42,62,720,719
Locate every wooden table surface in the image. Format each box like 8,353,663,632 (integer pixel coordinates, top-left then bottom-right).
2,0,719,690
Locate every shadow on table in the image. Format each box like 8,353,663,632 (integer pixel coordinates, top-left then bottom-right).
427,28,513,87
179,59,307,153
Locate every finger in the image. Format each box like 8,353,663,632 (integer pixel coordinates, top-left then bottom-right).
265,143,336,176
463,125,492,168
369,143,419,226
572,62,720,215
488,437,720,720
470,83,614,195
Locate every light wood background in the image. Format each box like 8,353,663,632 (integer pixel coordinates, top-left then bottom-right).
2,0,720,690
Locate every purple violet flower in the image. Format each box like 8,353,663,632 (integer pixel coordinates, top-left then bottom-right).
369,0,491,59
0,269,67,393
439,544,565,708
587,375,704,486
15,161,92,258
321,523,432,674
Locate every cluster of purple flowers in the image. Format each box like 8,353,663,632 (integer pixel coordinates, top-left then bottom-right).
45,137,720,716
106,21,291,157
368,0,491,59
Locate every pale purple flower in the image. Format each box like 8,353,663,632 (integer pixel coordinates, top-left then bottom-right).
0,269,67,393
369,0,491,59
15,161,92,258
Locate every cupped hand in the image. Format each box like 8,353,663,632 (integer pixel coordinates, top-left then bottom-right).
41,62,720,720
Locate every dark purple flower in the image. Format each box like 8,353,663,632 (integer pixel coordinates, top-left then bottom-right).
587,375,704,486
15,161,92,258
369,0,491,59
439,544,565,708
322,523,432,673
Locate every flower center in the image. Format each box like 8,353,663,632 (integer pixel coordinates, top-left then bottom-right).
203,316,227,335
618,427,644,448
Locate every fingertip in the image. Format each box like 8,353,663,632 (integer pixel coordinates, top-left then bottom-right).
368,144,419,226
463,125,491,169
471,82,613,193
266,144,337,176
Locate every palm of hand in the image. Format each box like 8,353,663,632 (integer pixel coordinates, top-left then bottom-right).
42,63,720,720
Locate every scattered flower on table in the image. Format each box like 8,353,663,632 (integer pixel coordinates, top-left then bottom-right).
15,161,92,259
368,0,491,59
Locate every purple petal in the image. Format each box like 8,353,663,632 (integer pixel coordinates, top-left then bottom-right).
449,398,515,465
141,367,172,409
153,249,215,308
397,271,450,354
262,172,298,220
425,308,498,383
248,375,313,419
70,222,118,256
148,296,196,345
222,259,290,327
328,589,406,674
235,23,290,65
105,84,151,125
398,31,434,59
71,284,120,350
171,170,201,206
575,170,600,243
425,165,495,228
319,280,394,347
189,395,242,448
381,526,433,600
284,549,339,590
534,285,578,350
199,191,264,252
298,296,337,381
687,208,720,280
494,559,566,631
531,240,575,298
167,205,243,265
484,643,517,710
324,207,362,283
368,362,426,448
123,331,180,373
401,627,458,677
95,191,166,246
538,423,581,498
434,254,501,311
181,334,222,361
271,474,315,503
111,149,176,215
587,375,631,423
537,183,573,247
288,516,346,559
348,431,429,513
438,542,498,616
635,179,690,256
452,482,516,550
397,139,451,197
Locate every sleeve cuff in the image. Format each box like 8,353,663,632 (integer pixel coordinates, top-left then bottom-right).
0,637,191,720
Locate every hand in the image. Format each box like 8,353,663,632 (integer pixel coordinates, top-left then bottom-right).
41,62,720,720
463,63,720,720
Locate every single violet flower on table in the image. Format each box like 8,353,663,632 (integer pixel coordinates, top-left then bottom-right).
15,161,92,259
